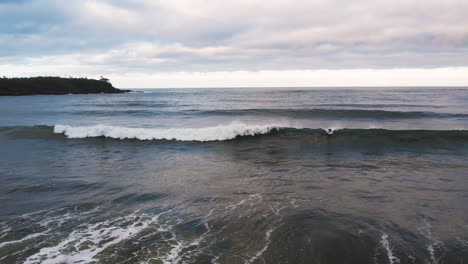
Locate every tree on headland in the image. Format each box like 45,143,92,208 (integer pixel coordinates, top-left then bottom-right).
0,76,129,96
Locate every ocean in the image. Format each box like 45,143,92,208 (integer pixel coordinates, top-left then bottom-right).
0,88,467,264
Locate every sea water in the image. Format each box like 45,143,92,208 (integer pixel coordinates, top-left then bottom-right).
0,88,467,263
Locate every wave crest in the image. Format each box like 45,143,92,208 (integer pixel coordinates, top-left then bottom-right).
53,123,280,142
2,125,466,145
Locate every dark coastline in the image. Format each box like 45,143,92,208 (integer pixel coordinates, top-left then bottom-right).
0,77,130,96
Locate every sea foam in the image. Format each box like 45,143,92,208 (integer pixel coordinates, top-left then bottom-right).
54,123,281,142
380,233,400,264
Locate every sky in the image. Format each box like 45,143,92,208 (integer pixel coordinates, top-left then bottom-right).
1,0,468,88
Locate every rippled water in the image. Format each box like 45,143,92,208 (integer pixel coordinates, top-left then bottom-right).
0,88,467,264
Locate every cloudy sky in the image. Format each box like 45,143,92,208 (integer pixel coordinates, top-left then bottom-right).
1,0,468,87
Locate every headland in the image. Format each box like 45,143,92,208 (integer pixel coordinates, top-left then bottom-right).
0,77,130,96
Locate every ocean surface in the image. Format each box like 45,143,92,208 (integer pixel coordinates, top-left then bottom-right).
0,87,467,264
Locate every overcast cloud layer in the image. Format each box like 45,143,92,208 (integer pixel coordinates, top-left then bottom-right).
1,0,468,87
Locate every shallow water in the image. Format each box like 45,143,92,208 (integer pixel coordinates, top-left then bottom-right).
0,88,467,263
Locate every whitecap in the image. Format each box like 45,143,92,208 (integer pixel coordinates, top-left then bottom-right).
54,122,283,142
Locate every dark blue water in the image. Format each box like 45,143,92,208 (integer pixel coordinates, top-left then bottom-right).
0,88,467,263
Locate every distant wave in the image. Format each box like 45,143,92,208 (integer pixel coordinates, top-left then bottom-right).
1,125,468,145
53,123,281,141
66,108,468,119
193,108,468,119
72,102,172,108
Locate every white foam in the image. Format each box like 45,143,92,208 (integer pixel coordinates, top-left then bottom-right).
380,233,400,264
245,227,276,264
160,222,211,264
226,194,263,212
0,231,48,249
54,122,282,142
322,127,341,135
226,199,247,210
290,199,299,208
0,227,11,240
21,208,215,264
418,221,445,264
23,213,164,264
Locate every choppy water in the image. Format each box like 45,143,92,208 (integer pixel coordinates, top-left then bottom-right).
0,88,467,264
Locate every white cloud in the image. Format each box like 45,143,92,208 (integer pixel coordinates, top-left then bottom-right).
1,57,467,88
111,68,468,88
1,0,468,86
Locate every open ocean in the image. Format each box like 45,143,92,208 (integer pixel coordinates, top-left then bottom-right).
0,87,467,264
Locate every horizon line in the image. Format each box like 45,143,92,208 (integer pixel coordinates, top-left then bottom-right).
129,85,468,89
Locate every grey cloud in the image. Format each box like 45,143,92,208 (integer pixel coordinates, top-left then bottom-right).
1,0,468,73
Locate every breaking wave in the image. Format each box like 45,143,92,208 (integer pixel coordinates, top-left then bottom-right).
51,124,468,144
53,123,281,141
1,124,468,145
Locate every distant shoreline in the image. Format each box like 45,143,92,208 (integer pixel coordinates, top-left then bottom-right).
0,77,131,96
